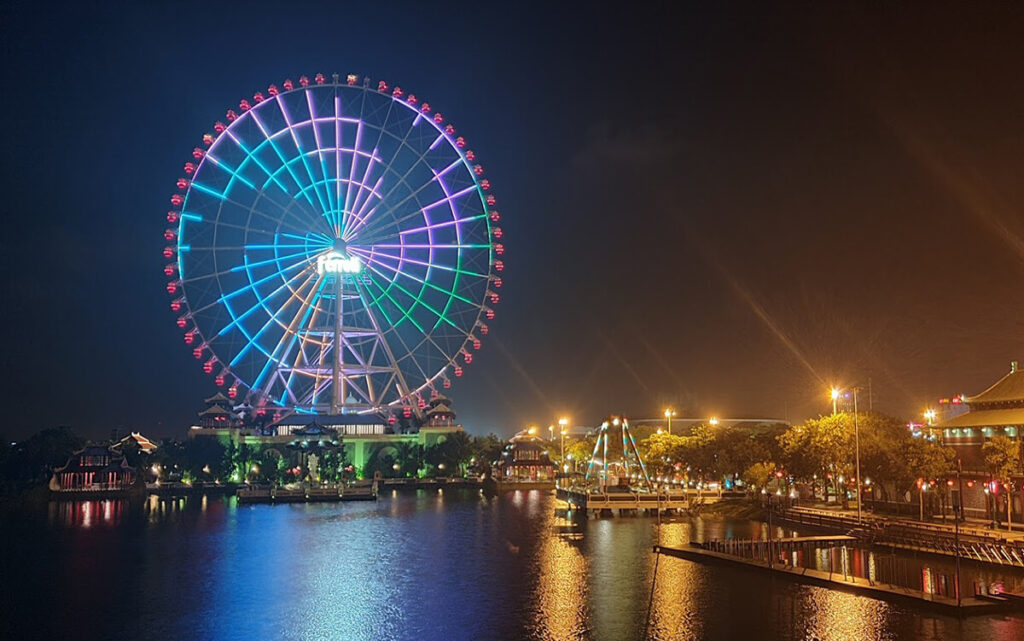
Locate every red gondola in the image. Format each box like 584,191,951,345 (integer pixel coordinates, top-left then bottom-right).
478,323,489,335
203,359,215,374
163,246,175,259
403,406,412,418
407,94,418,105
433,112,443,123
456,136,466,148
183,162,196,175
454,366,463,377
445,124,455,135
388,415,397,425
493,260,504,272
472,339,481,350
283,78,295,90
465,150,475,161
267,84,279,96
202,133,214,145
486,194,496,206
473,164,484,175
489,291,500,304
347,74,358,85
192,147,204,159
492,277,502,288
417,396,426,409
164,264,177,277
253,91,264,103
239,99,251,111
480,179,491,190
176,178,189,190
314,73,325,84
213,121,226,133
492,227,502,239
463,352,473,364
215,375,225,387
493,243,504,255
170,298,183,312
192,346,203,359
184,330,195,344
166,281,178,294
489,210,500,222
228,384,238,399
176,316,187,328
392,86,403,97
420,102,431,113
485,308,495,320
443,378,451,389
170,194,183,206
226,109,238,121
378,80,388,92
166,211,179,223
164,229,176,241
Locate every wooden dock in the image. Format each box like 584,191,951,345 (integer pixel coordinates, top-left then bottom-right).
558,488,710,514
655,543,1022,615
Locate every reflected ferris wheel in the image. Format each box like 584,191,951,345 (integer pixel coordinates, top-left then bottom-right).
163,73,504,415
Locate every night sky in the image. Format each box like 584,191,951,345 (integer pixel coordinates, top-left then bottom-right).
2,2,1023,441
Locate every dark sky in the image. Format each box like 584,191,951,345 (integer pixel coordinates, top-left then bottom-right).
2,2,1023,441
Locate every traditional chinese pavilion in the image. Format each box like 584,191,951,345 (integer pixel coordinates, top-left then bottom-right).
496,430,555,484
50,445,136,492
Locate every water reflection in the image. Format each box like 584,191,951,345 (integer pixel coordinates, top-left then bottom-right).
8,491,1024,640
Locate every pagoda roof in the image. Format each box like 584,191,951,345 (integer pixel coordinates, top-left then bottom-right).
965,364,1024,404
938,408,1024,429
426,403,454,415
291,421,338,436
204,392,231,404
275,413,386,426
198,405,234,416
115,432,158,453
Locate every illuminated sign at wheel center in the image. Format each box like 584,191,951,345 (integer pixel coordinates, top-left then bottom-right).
317,243,361,275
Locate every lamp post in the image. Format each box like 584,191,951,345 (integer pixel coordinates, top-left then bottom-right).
558,417,568,466
831,387,840,415
853,386,862,523
664,408,676,435
708,417,719,427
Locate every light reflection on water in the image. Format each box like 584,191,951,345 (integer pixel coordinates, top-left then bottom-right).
3,490,1024,640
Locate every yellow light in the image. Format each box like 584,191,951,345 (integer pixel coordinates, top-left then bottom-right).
831,388,840,401
656,428,663,435
709,417,719,426
558,417,568,426
527,426,537,435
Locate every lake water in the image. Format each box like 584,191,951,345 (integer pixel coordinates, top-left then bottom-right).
3,488,1024,641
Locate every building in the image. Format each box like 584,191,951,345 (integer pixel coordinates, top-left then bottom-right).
938,361,1024,519
496,430,555,483
49,445,136,492
188,393,466,477
111,432,158,455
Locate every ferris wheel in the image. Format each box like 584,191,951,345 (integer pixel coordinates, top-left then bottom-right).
163,73,504,415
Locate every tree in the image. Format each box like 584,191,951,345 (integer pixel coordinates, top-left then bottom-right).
0,426,85,492
983,435,1021,530
779,414,854,502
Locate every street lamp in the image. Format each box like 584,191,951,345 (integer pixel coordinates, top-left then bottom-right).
831,387,840,415
834,385,864,523
558,417,568,471
548,424,554,441
708,417,719,426
664,408,676,435
924,409,937,426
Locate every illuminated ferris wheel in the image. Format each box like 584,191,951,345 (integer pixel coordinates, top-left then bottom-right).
163,73,504,415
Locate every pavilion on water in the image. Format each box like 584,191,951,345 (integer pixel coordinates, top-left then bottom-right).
497,430,555,482
50,445,136,492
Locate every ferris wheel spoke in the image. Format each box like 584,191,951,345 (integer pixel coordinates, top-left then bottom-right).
361,263,466,333
273,93,336,224
181,247,314,285
188,184,322,240
227,271,320,366
217,129,294,201
248,108,324,217
216,265,315,339
305,89,342,226
256,277,326,401
352,249,479,308
356,184,480,245
347,246,487,279
354,158,464,239
355,213,487,245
